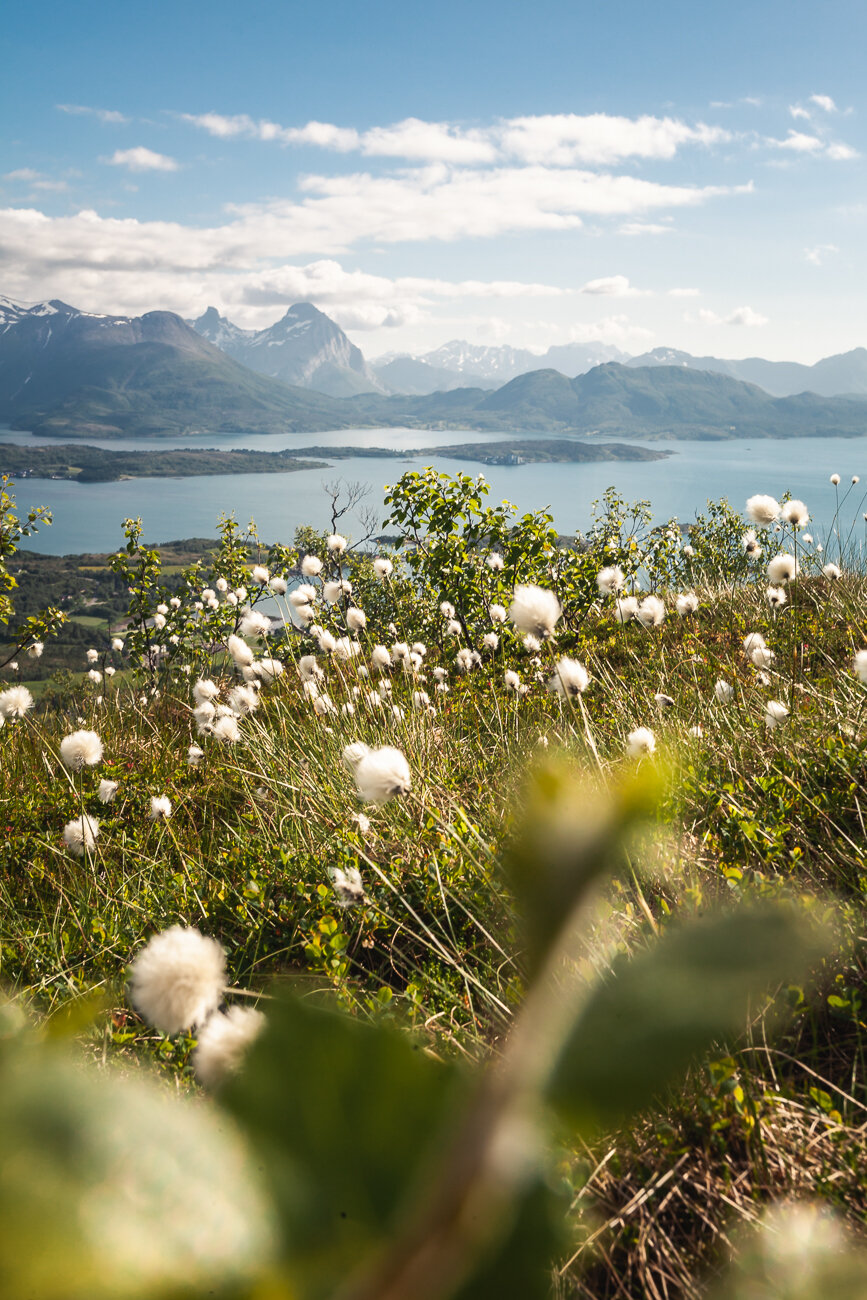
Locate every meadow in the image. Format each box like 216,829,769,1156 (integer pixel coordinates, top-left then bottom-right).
0,466,866,1300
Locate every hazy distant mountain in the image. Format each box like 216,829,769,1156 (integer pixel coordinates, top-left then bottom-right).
192,303,385,398
0,297,352,437
373,355,498,395
373,338,629,394
627,346,867,397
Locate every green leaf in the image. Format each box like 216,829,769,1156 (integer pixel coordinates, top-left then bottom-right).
221,993,468,1296
547,906,831,1132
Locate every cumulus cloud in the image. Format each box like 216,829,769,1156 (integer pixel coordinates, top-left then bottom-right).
693,306,768,327
774,131,825,153
804,244,839,266
105,147,179,172
181,109,731,167
810,94,838,113
579,274,647,297
58,103,129,124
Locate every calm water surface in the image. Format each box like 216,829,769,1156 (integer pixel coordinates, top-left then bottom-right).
3,425,866,555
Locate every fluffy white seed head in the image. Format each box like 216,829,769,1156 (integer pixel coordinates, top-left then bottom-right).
152,613,166,630
596,566,625,596
98,779,118,804
192,1005,265,1088
353,746,411,803
373,557,393,579
228,684,259,717
830,473,841,485
743,632,766,655
212,714,242,742
323,580,342,604
330,866,365,908
111,637,124,652
751,646,775,669
765,700,790,730
149,795,172,821
60,729,104,769
239,609,271,639
342,741,371,769
781,499,809,528
823,562,842,580
63,814,99,857
327,534,347,554
0,685,34,718
193,678,220,706
440,601,456,619
626,727,656,758
301,555,322,576
853,650,867,684
346,607,367,632
489,603,507,624
26,642,43,659
250,657,284,684
509,585,561,638
504,669,521,692
636,595,666,628
549,657,590,698
251,565,270,585
87,669,102,685
187,745,205,767
767,553,798,584
614,596,639,624
370,645,391,672
289,585,317,607
86,648,99,663
746,494,780,525
766,586,787,607
486,552,504,571
334,637,361,661
482,632,499,650
129,926,226,1035
227,634,254,666
675,592,699,616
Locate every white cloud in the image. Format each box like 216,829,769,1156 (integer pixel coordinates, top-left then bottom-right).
668,287,700,298
789,105,812,121
181,109,731,167
774,131,825,153
579,274,646,297
105,147,179,172
617,220,672,236
826,142,858,161
810,94,837,113
693,306,768,327
804,243,839,266
58,103,129,124
4,168,42,182
3,169,68,192
564,314,654,344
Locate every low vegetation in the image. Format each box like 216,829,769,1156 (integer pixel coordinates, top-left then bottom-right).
1,467,866,1298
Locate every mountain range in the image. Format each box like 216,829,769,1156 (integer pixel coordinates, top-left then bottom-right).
625,346,867,398
4,293,867,442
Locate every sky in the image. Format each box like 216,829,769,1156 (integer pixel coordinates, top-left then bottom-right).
2,0,866,362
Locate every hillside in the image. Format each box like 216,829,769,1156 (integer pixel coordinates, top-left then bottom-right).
627,344,867,397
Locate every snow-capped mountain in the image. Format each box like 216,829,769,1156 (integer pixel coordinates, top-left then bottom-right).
373,338,630,393
192,302,386,398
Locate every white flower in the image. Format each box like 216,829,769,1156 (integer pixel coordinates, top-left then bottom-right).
187,745,205,767
129,926,226,1035
523,633,541,653
853,476,860,485
391,642,411,663
486,552,504,571
313,694,337,717
228,684,259,717
636,595,666,628
442,619,460,639
714,679,734,704
149,795,172,821
767,553,798,584
549,657,590,698
327,534,347,554
26,642,43,659
370,645,391,672
0,685,34,719
614,596,639,623
193,678,220,705
346,607,367,632
823,562,842,580
626,727,656,758
111,637,124,652
675,592,699,616
60,729,103,769
482,632,499,650
746,494,780,525
509,585,561,638
853,650,867,684
213,714,242,742
227,633,254,666
225,592,238,607
830,473,841,485
302,679,320,701
63,813,99,856
743,632,766,655
192,1005,264,1088
765,700,789,730
373,557,393,579
251,565,270,584
98,778,118,803
596,566,625,596
353,745,411,803
86,648,99,663
766,586,787,607
802,533,813,545
193,701,215,732
504,669,521,692
742,529,761,557
239,609,271,638
330,865,365,907
781,499,809,528
301,555,322,576
440,601,455,619
490,603,507,624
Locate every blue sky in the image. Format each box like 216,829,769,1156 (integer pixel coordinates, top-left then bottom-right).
3,0,866,361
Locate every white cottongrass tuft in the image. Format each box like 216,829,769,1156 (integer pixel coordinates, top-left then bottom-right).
269,575,287,595
509,585,561,638
0,685,34,719
152,613,166,630
504,669,522,692
766,586,787,607
312,694,337,717
342,741,371,769
767,553,798,584
456,647,479,673
490,603,507,623
98,779,118,804
111,637,124,652
412,690,430,709
300,555,322,577
370,645,391,672
330,865,365,907
411,642,427,658
822,562,842,580
852,650,867,684
289,583,317,607
239,609,271,638
86,648,99,663
187,745,205,767
297,654,323,682
60,729,104,769
626,727,656,758
830,473,841,486
654,693,675,711
751,646,775,669
614,596,639,624
596,566,625,596
682,545,695,558
26,642,43,659
149,795,172,821
765,700,790,730
742,529,761,557
446,619,462,637
251,565,270,584
346,607,367,632
440,601,456,619
63,814,99,856
193,678,220,705
327,534,347,554
192,1005,265,1088
636,595,666,628
316,629,337,652
743,632,766,655
250,657,284,684
129,926,226,1035
549,657,590,698
333,637,361,661
87,669,102,685
675,592,699,616
486,552,504,571
373,557,393,579
746,494,780,525
781,499,809,528
352,746,412,803
227,634,254,666
482,631,499,650
214,713,242,743
228,684,259,717
323,580,342,604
